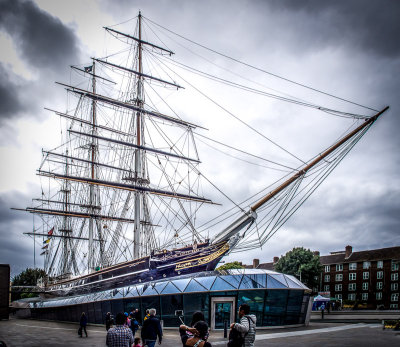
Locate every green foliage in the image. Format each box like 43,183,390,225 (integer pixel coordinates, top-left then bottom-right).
274,247,322,288
12,268,46,286
12,267,46,301
216,261,244,271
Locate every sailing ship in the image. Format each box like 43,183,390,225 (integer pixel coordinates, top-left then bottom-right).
14,12,387,297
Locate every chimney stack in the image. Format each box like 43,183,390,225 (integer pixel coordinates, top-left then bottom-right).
345,245,353,258
253,259,259,269
273,256,279,264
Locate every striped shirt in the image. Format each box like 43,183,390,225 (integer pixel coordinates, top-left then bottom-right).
233,314,256,347
106,325,134,347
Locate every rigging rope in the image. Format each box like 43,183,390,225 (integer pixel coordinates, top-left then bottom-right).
143,16,379,113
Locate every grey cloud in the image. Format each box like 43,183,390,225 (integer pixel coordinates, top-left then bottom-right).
266,0,400,58
0,63,25,122
0,0,79,70
0,190,38,277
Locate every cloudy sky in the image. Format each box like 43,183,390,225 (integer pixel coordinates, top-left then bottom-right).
0,0,399,278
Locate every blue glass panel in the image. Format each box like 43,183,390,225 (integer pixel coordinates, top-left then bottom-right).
170,278,190,292
267,276,288,289
211,277,236,291
135,284,145,296
195,276,216,290
154,281,168,294
239,275,263,289
161,282,181,295
269,274,288,287
284,276,303,289
184,279,208,293
220,275,242,289
142,283,160,296
286,275,307,288
125,286,139,298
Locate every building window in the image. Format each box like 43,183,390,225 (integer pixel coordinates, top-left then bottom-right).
349,283,356,291
324,275,330,282
392,273,399,281
377,271,383,279
392,283,399,291
377,282,383,290
324,265,330,272
363,272,369,280
349,273,356,281
362,293,368,301
335,274,343,282
336,264,343,272
392,261,399,271
376,292,383,300
391,293,399,301
335,284,342,292
377,260,383,269
349,263,357,270
363,261,371,269
390,304,399,309
324,285,330,291
348,293,356,301
362,282,368,291
335,294,342,300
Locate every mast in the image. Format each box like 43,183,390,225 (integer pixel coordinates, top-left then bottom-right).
212,106,389,244
134,12,144,259
88,61,96,272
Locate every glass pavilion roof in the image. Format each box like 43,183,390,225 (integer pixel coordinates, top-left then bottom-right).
32,269,309,308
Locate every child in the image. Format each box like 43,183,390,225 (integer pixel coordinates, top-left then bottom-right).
133,337,142,347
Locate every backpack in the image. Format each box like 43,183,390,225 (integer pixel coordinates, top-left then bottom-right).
227,316,256,347
227,327,244,347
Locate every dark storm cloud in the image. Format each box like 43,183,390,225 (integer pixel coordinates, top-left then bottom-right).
0,63,25,122
0,190,37,277
0,0,79,70
267,0,400,58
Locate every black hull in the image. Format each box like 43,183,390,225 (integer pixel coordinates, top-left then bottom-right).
44,241,229,297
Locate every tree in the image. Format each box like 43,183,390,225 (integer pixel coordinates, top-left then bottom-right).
11,267,46,301
216,261,244,271
274,247,321,289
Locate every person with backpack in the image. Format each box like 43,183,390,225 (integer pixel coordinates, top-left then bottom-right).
228,304,256,347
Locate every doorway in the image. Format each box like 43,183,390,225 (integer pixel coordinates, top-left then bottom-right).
210,297,235,330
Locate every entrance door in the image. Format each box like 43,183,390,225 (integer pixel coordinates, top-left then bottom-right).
210,297,235,330
214,302,232,329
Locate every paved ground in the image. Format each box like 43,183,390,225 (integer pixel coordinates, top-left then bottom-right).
0,317,400,346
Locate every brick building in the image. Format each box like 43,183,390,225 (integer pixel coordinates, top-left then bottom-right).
247,245,400,309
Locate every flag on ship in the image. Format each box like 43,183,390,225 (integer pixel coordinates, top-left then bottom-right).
48,227,54,236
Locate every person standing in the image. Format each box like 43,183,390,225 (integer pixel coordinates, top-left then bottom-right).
320,303,325,319
141,308,162,347
106,312,134,347
229,304,256,347
79,312,88,338
106,312,113,331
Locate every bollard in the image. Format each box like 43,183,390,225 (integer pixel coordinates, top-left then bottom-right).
224,320,228,338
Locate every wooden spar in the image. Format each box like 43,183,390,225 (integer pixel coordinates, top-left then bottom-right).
43,150,133,173
68,129,201,163
70,65,116,84
104,26,174,55
24,232,102,242
250,106,389,212
93,58,183,89
45,108,132,137
36,170,214,204
12,207,156,225
55,82,204,129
